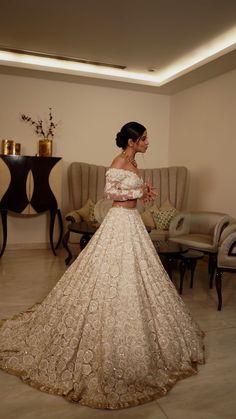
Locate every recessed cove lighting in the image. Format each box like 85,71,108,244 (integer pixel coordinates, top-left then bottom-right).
0,26,235,87
0,49,160,85
157,25,236,83
0,48,127,70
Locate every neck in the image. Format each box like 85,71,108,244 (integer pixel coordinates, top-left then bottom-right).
123,148,136,158
121,149,137,167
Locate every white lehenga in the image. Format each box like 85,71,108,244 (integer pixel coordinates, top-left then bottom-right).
0,170,205,409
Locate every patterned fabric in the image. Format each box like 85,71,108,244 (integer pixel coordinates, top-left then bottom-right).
151,202,178,230
104,168,144,201
88,203,97,223
76,198,96,222
0,206,204,409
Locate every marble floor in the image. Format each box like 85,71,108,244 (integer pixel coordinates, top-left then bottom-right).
0,247,236,419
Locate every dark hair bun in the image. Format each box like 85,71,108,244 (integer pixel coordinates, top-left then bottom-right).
115,122,146,150
115,132,126,148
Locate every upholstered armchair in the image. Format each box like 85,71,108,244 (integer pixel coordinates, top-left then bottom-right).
169,212,230,288
215,223,236,310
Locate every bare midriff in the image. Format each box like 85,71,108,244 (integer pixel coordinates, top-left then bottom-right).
112,199,137,209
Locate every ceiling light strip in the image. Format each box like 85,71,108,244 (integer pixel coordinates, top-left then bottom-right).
0,50,161,85
0,47,127,70
0,26,235,87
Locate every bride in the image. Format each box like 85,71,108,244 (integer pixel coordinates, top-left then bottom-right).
0,122,204,409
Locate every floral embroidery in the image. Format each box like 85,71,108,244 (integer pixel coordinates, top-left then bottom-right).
104,168,143,201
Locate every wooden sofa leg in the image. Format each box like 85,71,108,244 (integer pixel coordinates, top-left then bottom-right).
215,269,223,311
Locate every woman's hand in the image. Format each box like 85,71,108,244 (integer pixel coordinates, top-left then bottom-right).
142,180,157,203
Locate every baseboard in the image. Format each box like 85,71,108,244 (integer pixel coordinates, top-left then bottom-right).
6,242,50,250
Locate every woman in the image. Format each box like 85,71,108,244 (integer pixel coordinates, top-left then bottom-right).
0,122,204,409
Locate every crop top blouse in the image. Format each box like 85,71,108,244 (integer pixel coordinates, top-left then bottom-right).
104,168,144,201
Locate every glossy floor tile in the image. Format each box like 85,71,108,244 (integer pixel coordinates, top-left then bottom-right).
0,248,236,419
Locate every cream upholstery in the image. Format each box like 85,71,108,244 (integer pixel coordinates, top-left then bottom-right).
65,162,187,241
218,225,236,268
215,224,236,310
170,212,230,252
169,211,230,288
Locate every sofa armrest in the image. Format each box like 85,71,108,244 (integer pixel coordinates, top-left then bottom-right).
169,213,190,237
213,215,230,246
219,223,236,245
220,233,236,255
218,229,236,268
65,210,82,224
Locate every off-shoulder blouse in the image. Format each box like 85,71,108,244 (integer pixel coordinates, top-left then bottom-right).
104,167,144,201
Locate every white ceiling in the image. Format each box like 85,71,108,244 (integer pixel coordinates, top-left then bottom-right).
0,0,236,94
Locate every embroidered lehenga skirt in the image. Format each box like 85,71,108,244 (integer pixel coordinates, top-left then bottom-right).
0,207,204,409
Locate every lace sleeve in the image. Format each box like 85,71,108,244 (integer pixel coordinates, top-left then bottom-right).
104,169,143,201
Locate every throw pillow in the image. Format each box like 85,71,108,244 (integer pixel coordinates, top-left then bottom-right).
88,202,97,223
76,198,96,222
151,200,178,230
141,208,156,229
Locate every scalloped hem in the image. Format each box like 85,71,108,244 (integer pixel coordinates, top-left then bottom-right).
0,359,205,410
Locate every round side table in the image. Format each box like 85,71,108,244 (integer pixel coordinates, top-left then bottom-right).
63,221,100,265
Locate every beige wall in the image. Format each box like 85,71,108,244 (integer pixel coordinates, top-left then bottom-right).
1,68,236,247
169,69,236,218
0,73,170,245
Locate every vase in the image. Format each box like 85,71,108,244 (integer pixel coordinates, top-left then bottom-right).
2,139,15,155
38,139,53,157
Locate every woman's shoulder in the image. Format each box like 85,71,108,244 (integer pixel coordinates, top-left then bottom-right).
110,154,127,170
106,154,142,182
106,155,127,179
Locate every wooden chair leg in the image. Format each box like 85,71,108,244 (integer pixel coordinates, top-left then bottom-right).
215,269,223,311
209,253,217,289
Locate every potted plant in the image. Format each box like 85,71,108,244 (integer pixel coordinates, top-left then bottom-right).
21,108,58,156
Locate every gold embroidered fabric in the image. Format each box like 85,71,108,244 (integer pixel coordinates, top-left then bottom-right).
104,168,144,201
0,207,205,410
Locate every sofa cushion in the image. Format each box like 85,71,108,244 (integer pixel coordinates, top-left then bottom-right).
141,207,156,229
76,198,96,222
151,200,178,231
149,229,169,241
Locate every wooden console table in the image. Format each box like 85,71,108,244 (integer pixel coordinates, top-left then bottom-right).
0,155,63,257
